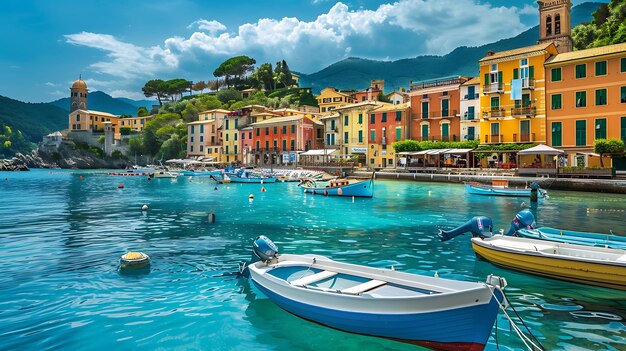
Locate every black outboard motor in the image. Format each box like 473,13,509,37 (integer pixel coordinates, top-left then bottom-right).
239,236,279,278
438,216,494,242
505,209,536,236
530,182,540,202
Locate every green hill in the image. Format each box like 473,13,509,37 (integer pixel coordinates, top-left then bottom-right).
299,2,603,92
49,91,153,116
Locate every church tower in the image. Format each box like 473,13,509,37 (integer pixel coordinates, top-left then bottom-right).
538,0,573,53
70,77,88,112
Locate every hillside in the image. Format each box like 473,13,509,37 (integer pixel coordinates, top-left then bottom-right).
49,91,154,116
0,95,69,144
299,2,603,92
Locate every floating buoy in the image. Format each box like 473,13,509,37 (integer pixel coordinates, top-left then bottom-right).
261,186,266,192
141,204,148,211
118,184,124,189
249,194,254,199
352,196,355,203
80,176,83,180
208,212,216,223
324,189,328,196
214,186,218,190
189,176,193,182
120,251,150,269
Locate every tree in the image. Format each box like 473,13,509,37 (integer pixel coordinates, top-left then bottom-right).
216,89,242,104
298,90,318,107
213,56,257,88
164,79,192,101
192,81,207,94
594,138,625,167
207,79,220,91
573,0,626,49
137,106,149,117
256,63,274,91
376,92,391,103
142,79,168,105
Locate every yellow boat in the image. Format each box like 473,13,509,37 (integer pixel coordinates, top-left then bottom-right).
471,236,626,290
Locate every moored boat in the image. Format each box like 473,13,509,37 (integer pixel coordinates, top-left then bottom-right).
225,169,277,183
465,180,545,198
244,236,507,351
299,178,374,197
516,227,626,250
179,169,222,177
470,235,626,290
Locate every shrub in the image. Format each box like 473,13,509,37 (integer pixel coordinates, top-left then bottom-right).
594,138,625,154
120,127,132,135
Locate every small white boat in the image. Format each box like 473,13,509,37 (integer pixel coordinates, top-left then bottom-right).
151,170,178,178
244,236,507,351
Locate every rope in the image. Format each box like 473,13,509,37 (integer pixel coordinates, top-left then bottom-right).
489,288,545,351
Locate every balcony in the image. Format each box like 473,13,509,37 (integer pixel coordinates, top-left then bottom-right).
511,107,536,118
513,133,535,143
463,134,477,141
522,78,535,90
482,83,503,94
418,110,459,119
463,93,480,100
462,112,478,121
484,134,503,143
483,109,506,120
414,135,459,142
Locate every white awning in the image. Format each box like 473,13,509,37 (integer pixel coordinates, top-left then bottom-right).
576,152,600,157
300,149,338,156
518,144,565,155
444,148,474,154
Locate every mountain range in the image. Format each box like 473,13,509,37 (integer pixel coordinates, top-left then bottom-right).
298,2,602,93
49,91,156,116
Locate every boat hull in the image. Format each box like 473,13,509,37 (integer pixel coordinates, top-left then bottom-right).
471,237,626,290
228,176,277,183
249,254,501,351
302,179,374,198
465,184,530,197
179,170,221,177
516,227,626,250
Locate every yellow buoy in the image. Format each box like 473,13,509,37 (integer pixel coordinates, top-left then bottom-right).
249,194,254,199
120,251,150,269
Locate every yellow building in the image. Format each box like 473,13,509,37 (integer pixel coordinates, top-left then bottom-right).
68,109,121,140
316,88,356,115
223,105,268,163
119,115,156,132
333,101,385,164
272,108,322,121
479,42,558,145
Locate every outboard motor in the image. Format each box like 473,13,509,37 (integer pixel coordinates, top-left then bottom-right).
529,182,547,202
239,236,279,278
506,209,536,236
438,216,494,242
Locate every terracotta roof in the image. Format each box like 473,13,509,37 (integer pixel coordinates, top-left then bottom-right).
461,77,480,86
250,115,306,126
546,42,626,65
187,120,215,125
250,111,281,117
479,43,553,63
371,102,407,112
199,109,230,114
333,101,380,111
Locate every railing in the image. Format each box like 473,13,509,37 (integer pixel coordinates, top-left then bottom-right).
483,109,506,119
419,110,459,119
511,107,536,117
513,133,535,143
482,83,503,94
414,135,459,142
463,93,480,100
522,78,535,89
410,77,465,91
462,112,477,121
463,134,477,141
485,134,503,143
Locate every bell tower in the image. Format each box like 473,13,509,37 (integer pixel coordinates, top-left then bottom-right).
70,76,88,112
538,0,573,53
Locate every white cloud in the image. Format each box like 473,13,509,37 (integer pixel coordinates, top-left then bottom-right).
187,19,227,35
64,32,178,79
109,89,152,101
45,82,57,87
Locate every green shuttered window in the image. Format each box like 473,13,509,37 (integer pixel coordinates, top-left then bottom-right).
576,91,586,107
552,94,562,110
595,61,607,76
551,68,561,82
575,64,586,79
595,118,607,140
576,120,586,146
551,122,562,147
595,89,607,106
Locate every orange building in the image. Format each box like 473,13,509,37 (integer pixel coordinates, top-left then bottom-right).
545,42,626,166
367,103,410,168
409,76,468,142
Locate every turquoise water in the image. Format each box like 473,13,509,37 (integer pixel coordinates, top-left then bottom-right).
1,169,625,351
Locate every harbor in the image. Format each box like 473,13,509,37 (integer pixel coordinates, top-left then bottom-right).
1,169,625,350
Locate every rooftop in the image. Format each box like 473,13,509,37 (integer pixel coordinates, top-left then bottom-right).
461,77,480,86
74,109,118,117
546,42,626,65
250,115,308,126
333,101,381,111
199,109,231,114
479,43,553,63
371,102,409,112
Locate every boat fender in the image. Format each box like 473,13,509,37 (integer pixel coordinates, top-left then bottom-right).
261,187,266,193
208,212,216,224
337,188,343,196
249,194,254,199
438,216,494,242
141,204,148,211
118,184,124,189
506,209,536,236
324,189,328,196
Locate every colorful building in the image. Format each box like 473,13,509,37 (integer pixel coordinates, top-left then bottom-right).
387,91,409,105
409,76,468,142
316,88,356,114
240,126,254,164
545,42,626,166
478,43,558,145
68,109,121,140
222,105,268,163
367,102,410,168
186,109,228,161
249,115,323,165
333,101,383,164
319,113,341,154
459,77,481,141
119,115,156,132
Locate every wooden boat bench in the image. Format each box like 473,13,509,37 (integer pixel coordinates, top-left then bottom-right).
341,280,386,295
290,270,337,286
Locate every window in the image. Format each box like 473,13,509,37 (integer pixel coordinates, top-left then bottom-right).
273,126,278,134
370,114,375,124
249,132,252,139
273,140,277,149
621,117,626,143
396,127,402,140
421,101,429,118
576,91,587,107
595,61,607,76
443,91,448,96
422,94,428,98
199,145,203,152
370,158,375,165
421,124,428,139
551,68,561,82
225,134,228,141
381,113,387,122
546,16,552,36
442,99,449,117
622,58,626,73
395,111,402,121
595,118,607,140
344,115,349,126
321,107,326,112
291,125,295,133
358,130,363,143
265,141,269,150
330,120,335,131
291,139,295,151
555,14,561,35
490,97,500,110
234,133,238,141
256,129,260,136
282,125,287,134
190,145,194,152
265,127,269,135
234,119,238,129
551,94,562,110
441,123,449,138
467,86,475,100
595,89,607,106
621,86,626,103
200,125,204,133
370,130,375,141
467,106,475,120
358,114,363,124
200,136,204,142
576,120,586,146
191,125,195,133
282,140,287,151
344,132,349,144
76,115,81,121
225,120,229,129
575,64,586,79
234,145,238,154
225,145,229,154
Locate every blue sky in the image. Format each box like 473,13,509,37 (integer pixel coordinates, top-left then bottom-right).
0,0,603,102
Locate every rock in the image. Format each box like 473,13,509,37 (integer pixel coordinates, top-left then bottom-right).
0,157,29,171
